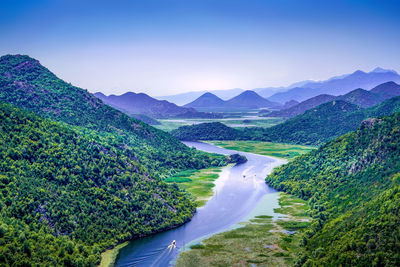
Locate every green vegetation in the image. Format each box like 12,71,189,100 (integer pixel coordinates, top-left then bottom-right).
208,141,315,159
155,117,285,132
266,112,400,265
0,103,199,265
176,193,310,266
172,97,400,146
171,122,243,140
0,55,226,178
99,242,128,267
165,167,225,207
0,55,233,266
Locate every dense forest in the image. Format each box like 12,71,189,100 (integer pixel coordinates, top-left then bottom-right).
0,55,240,266
0,102,234,266
172,97,400,146
266,112,400,265
0,54,227,178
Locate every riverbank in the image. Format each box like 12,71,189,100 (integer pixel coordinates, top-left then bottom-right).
207,140,315,159
176,193,310,266
99,242,129,267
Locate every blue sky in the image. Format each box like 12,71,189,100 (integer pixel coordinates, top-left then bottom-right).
1,0,400,95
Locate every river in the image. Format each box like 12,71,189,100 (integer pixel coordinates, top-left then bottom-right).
115,141,286,266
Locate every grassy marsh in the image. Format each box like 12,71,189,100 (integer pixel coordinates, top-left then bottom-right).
165,167,225,207
208,140,315,159
176,193,310,267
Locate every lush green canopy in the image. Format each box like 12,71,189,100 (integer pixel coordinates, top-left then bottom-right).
266,113,400,265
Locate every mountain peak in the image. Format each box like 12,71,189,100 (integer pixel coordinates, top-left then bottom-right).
371,67,397,74
201,92,221,98
351,70,366,75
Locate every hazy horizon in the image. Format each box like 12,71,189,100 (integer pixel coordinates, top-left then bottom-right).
2,0,400,96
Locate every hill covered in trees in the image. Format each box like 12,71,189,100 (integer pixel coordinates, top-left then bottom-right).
266,112,400,265
171,122,243,140
0,54,225,177
0,103,219,265
172,96,400,146
261,96,400,145
0,55,239,266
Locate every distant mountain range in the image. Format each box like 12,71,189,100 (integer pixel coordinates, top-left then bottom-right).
156,88,244,106
94,91,221,119
265,68,400,103
184,90,280,111
265,82,400,118
157,67,400,106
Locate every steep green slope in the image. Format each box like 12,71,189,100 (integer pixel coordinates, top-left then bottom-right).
261,96,400,145
266,113,400,266
0,102,218,266
0,54,218,177
261,100,362,145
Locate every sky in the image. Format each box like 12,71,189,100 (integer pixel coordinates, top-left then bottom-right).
1,0,400,96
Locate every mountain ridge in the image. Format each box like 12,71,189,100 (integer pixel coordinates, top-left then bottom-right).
94,91,221,119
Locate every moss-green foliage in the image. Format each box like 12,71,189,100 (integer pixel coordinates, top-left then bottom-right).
266,112,400,266
0,103,200,266
0,54,225,178
208,141,315,159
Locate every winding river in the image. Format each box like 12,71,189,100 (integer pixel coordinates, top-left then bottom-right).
115,141,286,266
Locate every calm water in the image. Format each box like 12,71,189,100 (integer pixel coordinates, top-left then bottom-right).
115,141,285,267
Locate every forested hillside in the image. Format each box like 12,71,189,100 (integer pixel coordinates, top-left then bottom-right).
0,55,236,266
171,122,243,140
261,97,400,145
266,113,400,265
0,54,223,177
0,103,226,266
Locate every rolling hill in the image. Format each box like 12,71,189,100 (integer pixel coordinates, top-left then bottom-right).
266,112,400,265
171,122,243,141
